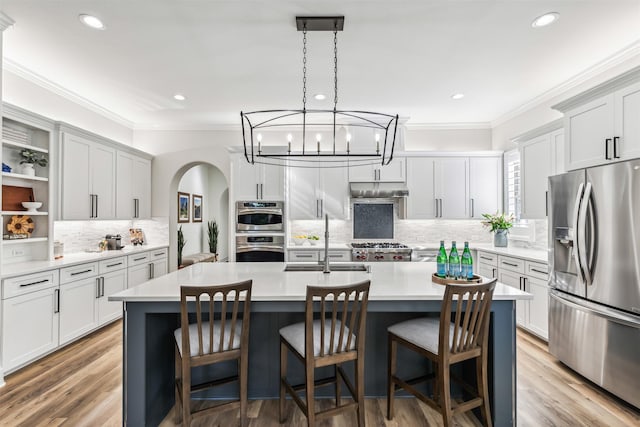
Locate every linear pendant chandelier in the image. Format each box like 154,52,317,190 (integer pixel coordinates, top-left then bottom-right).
240,16,399,168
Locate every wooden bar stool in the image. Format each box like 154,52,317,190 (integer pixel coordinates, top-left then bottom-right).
387,279,497,427
174,280,252,426
279,280,371,427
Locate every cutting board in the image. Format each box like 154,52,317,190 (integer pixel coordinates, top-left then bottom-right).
2,185,35,211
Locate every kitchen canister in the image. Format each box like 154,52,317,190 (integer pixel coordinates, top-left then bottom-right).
54,240,64,259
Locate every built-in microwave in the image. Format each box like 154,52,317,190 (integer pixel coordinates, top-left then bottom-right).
236,201,284,232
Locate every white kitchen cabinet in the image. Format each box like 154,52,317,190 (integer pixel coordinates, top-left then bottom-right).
233,156,284,201
469,157,501,219
520,134,553,219
406,157,435,219
498,269,527,326
287,249,351,262
97,257,128,325
1,270,59,372
556,76,640,171
348,158,405,182
551,129,565,175
60,130,116,219
127,248,168,288
59,276,99,345
288,250,319,262
526,275,549,339
477,251,497,279
288,160,349,220
117,151,152,219
434,158,468,219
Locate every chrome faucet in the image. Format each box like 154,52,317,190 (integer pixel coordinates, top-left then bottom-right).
323,214,330,273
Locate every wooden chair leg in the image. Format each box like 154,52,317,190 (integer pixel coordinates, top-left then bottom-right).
175,347,182,424
387,335,397,420
279,340,288,423
439,361,452,427
240,356,248,427
305,357,315,427
355,352,365,427
432,360,440,403
477,356,493,427
335,363,341,408
182,358,191,427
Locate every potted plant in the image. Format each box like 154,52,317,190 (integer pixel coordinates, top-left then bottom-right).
481,212,514,247
19,149,48,177
177,225,186,267
207,220,219,261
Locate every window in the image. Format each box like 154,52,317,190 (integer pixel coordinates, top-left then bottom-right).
504,149,521,220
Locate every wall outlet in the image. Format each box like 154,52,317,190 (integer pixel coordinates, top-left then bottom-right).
11,249,25,257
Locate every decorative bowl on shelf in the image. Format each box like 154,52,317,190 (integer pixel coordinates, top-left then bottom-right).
308,235,320,245
292,236,307,246
21,201,43,212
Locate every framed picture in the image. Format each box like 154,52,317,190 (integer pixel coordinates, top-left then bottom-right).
178,192,190,223
192,194,203,222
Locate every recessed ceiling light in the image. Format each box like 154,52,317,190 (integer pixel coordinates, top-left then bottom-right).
78,14,105,30
173,94,186,101
314,93,326,101
531,12,559,28
451,93,465,100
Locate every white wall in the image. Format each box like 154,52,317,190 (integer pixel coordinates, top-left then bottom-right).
2,69,134,145
405,128,492,151
177,165,208,256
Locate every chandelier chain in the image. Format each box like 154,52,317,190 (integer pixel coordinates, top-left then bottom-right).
302,26,307,110
333,28,338,110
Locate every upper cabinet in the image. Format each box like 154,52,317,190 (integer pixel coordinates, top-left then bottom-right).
348,158,405,182
116,151,152,219
288,159,349,220
232,155,284,201
60,130,116,220
1,104,54,263
406,154,500,220
553,69,640,171
59,123,153,221
515,124,564,220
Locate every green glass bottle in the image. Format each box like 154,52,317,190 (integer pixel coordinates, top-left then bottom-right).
448,241,460,279
461,241,473,280
436,240,448,278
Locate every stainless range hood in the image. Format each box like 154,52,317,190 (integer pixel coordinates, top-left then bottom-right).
349,182,409,198
349,182,409,219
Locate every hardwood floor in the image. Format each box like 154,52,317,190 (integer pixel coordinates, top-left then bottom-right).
1,320,638,426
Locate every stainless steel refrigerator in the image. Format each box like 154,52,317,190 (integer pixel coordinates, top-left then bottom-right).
548,158,640,408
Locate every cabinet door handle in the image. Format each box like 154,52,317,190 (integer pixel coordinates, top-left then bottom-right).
613,136,620,159
154,252,165,257
107,262,123,268
492,268,496,278
20,279,49,287
480,255,493,261
256,184,259,200
530,268,547,274
605,138,612,160
151,263,155,278
470,198,475,217
502,261,519,267
296,254,314,258
440,199,444,217
90,194,94,218
95,195,99,218
519,276,523,290
133,256,146,262
71,269,93,276
96,278,101,299
101,277,105,297
320,199,324,217
54,289,60,313
148,263,153,279
545,190,548,217
522,277,527,291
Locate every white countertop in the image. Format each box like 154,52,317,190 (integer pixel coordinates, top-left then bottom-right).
110,261,532,303
1,244,170,279
472,244,548,263
287,242,351,250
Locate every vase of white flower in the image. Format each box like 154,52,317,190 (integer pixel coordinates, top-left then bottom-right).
481,212,514,248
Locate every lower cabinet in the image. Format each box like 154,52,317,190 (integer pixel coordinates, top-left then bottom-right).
1,270,59,372
478,251,550,340
287,249,351,263
59,276,100,345
127,248,169,288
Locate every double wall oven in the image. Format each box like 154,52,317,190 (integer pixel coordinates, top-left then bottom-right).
235,201,285,262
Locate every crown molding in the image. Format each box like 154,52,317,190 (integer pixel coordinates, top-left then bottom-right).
0,12,15,32
405,122,491,130
3,58,135,129
133,123,241,131
510,118,563,144
491,40,640,127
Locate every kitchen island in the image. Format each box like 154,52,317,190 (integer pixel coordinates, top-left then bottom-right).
110,262,531,426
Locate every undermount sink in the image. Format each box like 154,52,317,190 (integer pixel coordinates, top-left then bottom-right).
284,263,368,272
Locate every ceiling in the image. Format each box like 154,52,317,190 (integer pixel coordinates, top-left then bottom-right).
2,1,640,129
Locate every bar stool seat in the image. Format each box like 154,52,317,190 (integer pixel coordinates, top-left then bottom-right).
279,320,356,357
387,318,456,355
174,321,243,356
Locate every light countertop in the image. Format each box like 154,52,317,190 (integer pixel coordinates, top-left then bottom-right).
472,244,548,263
287,242,351,250
1,244,170,279
109,261,532,303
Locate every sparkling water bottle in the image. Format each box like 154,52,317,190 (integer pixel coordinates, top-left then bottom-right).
461,241,473,280
448,241,460,279
436,240,448,278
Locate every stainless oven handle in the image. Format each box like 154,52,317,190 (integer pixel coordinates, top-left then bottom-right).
236,245,285,253
237,208,283,215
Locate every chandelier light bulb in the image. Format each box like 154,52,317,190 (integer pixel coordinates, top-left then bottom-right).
375,133,380,153
346,133,351,153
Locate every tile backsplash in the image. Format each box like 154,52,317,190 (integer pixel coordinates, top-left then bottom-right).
54,218,170,253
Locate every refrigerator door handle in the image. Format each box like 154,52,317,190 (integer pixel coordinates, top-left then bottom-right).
550,291,640,329
578,182,593,286
572,182,586,283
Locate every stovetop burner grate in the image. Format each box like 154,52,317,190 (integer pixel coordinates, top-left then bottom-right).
351,242,409,249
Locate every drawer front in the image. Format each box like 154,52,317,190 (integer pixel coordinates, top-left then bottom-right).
149,248,168,260
321,251,351,262
3,269,59,299
99,256,128,274
526,261,549,281
60,262,98,284
498,255,525,274
128,252,151,267
477,251,498,267
289,251,319,262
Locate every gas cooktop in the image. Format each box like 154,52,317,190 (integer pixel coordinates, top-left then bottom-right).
350,242,409,249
